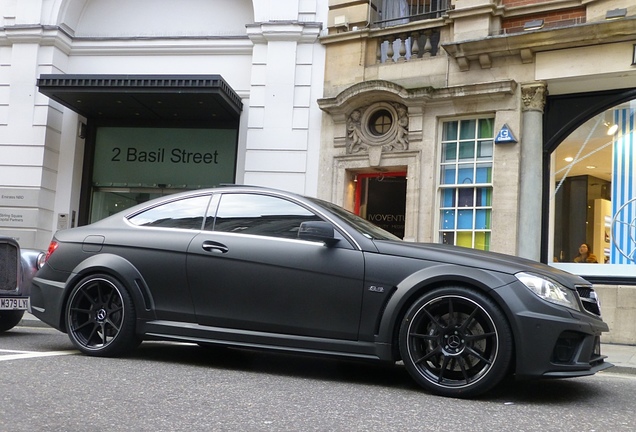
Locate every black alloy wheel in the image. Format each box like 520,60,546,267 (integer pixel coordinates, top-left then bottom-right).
66,274,140,357
399,286,513,398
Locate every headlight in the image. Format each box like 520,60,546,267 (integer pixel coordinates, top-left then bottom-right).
516,272,581,311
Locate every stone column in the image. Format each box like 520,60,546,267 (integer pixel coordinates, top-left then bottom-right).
518,82,547,261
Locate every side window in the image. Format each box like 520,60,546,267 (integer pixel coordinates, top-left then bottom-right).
128,195,211,229
212,193,322,239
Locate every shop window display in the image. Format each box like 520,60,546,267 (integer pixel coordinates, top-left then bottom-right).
550,100,636,276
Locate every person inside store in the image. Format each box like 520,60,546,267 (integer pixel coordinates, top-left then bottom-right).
573,243,598,263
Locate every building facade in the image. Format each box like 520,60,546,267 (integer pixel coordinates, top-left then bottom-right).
2,0,636,344
318,0,636,343
1,0,327,245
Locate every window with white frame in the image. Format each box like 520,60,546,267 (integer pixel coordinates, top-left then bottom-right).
439,118,494,250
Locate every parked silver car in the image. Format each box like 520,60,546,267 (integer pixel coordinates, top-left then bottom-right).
0,236,43,332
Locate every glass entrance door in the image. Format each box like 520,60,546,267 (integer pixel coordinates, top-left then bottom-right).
354,172,407,239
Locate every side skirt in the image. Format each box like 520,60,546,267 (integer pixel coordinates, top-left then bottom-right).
139,319,391,362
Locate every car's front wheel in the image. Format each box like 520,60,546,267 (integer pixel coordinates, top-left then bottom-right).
65,274,140,357
399,286,513,398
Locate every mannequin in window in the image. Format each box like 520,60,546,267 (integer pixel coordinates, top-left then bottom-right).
573,243,598,263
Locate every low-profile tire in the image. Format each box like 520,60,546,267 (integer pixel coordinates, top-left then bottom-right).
65,274,141,357
399,286,513,398
0,310,24,333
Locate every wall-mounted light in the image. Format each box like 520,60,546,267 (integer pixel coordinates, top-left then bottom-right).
523,19,544,31
605,8,627,20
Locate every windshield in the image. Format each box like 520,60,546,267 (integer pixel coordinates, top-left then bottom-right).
308,197,402,241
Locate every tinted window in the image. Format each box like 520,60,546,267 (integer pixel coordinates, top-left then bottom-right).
306,197,401,241
213,194,321,239
128,195,211,229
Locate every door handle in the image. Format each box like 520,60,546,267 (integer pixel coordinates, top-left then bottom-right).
201,240,229,254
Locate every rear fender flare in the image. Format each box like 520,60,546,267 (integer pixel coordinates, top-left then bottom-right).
63,254,155,324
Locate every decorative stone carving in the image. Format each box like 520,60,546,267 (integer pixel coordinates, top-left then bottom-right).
394,106,409,151
346,102,409,156
347,109,364,153
521,82,547,113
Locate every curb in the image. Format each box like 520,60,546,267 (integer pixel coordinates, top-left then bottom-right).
602,365,636,376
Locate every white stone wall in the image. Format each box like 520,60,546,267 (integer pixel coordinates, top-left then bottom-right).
245,19,325,194
0,0,327,249
0,17,55,248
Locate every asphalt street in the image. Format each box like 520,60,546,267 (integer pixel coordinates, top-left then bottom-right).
1,319,635,431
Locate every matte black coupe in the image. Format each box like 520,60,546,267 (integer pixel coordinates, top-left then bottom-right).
30,186,612,397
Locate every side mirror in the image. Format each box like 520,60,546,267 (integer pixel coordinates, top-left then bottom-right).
298,221,339,246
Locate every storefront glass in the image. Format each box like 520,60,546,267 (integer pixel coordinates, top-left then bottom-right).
89,127,237,222
550,99,636,277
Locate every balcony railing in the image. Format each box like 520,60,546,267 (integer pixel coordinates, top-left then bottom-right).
369,1,447,64
371,0,450,28
375,29,442,63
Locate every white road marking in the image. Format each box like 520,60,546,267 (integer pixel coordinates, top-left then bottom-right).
0,349,78,361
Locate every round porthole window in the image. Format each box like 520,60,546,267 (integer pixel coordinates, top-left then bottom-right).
369,109,393,136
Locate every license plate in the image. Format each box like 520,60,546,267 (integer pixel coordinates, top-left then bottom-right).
0,297,30,310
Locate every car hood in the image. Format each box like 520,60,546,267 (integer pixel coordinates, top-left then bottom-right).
372,240,590,288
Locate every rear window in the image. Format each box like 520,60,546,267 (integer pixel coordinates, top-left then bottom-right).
128,195,212,230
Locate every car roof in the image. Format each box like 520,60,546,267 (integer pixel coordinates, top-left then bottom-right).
123,185,305,216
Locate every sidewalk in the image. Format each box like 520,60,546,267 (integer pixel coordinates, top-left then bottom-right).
17,313,636,375
600,343,636,375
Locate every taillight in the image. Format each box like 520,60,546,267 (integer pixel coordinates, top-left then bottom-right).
43,240,59,263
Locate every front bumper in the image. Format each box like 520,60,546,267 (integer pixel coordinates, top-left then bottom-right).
494,282,613,380
542,333,613,377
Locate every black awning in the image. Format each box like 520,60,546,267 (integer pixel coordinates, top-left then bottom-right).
37,74,243,123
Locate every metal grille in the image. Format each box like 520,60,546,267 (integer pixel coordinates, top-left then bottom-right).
407,0,449,20
0,241,19,292
576,286,601,316
372,0,450,27
576,286,592,298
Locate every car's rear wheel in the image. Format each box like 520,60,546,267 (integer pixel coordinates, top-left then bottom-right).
399,286,513,398
0,310,24,332
66,274,140,357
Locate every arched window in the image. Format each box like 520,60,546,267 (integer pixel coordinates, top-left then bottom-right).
548,95,636,278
